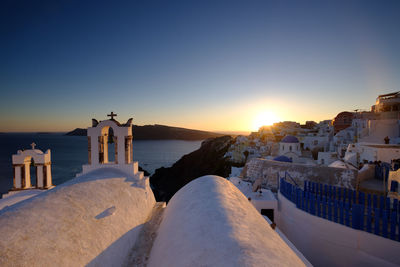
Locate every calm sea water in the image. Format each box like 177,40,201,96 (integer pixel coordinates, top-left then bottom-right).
0,133,202,196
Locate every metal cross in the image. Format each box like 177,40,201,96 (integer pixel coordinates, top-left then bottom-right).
107,111,117,120
31,142,36,149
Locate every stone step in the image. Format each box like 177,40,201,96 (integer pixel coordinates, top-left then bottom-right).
123,202,166,267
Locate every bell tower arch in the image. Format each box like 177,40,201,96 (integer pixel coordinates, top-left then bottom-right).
79,113,140,177
11,143,53,190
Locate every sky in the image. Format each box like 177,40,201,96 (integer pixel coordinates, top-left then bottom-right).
1,0,400,132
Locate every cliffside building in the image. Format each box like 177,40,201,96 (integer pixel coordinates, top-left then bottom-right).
371,91,400,118
344,143,400,166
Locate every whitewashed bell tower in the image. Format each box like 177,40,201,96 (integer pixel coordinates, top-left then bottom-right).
11,143,53,190
78,112,140,177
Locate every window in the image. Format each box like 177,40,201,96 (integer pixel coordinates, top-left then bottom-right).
261,209,274,222
289,145,292,151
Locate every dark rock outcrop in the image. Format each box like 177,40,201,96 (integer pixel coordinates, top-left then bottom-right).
65,125,223,140
65,128,87,136
150,135,233,201
139,166,150,177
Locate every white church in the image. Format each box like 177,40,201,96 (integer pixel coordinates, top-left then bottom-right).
278,135,302,160
0,113,399,267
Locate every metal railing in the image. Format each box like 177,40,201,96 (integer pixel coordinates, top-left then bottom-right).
280,178,400,242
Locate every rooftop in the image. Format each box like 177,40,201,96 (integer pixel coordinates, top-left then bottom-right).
281,135,299,143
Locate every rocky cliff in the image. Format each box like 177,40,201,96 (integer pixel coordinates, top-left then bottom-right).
150,136,233,201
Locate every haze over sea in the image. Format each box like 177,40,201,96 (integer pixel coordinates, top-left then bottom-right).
0,133,202,196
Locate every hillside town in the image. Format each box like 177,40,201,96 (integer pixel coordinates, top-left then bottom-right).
225,92,400,194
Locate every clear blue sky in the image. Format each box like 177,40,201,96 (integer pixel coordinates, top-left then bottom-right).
1,0,400,132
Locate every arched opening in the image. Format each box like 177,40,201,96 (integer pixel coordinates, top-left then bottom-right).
99,126,117,164
29,158,37,187
21,156,33,188
107,127,116,163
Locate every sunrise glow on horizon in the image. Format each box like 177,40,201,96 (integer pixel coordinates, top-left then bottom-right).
1,1,400,133
252,110,280,131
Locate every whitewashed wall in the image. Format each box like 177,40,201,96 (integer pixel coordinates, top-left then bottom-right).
0,168,155,267
277,192,400,267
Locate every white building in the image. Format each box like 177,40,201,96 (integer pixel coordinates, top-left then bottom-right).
317,120,334,135
229,177,278,216
317,152,338,166
344,142,400,166
279,135,301,160
360,119,400,144
302,134,330,151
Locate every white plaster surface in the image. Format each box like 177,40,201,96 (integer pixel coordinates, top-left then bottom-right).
148,175,306,267
317,152,338,166
0,189,45,211
262,216,312,267
12,148,51,164
230,177,278,213
12,147,52,189
0,168,155,267
329,160,357,170
277,192,400,267
358,164,376,183
361,119,399,144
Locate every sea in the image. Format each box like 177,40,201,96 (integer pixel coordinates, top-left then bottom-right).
0,133,202,196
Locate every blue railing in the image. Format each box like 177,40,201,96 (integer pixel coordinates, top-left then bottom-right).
277,171,299,188
390,180,399,193
280,178,400,242
375,162,391,180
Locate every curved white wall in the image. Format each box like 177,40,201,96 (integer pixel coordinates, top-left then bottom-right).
0,168,155,266
148,175,305,267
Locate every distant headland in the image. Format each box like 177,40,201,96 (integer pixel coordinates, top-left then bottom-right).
65,124,226,140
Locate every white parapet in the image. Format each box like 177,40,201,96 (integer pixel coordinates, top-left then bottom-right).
0,168,156,266
79,161,139,177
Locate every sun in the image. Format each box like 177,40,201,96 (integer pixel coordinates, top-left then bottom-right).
252,111,280,131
